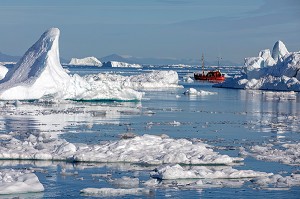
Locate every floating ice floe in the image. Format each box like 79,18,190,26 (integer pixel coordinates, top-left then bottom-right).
240,143,300,165
0,169,44,195
183,88,217,95
150,164,272,180
215,40,300,91
0,28,181,101
0,132,243,165
0,64,8,80
84,70,182,90
69,56,102,66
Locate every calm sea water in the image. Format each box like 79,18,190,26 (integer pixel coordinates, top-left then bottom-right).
0,65,299,198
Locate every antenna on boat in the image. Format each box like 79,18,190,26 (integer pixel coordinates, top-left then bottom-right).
202,53,204,75
217,56,222,70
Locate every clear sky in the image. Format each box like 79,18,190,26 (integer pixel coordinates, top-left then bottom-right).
0,0,299,63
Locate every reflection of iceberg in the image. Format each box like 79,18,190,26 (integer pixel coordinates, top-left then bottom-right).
0,101,142,133
239,90,299,134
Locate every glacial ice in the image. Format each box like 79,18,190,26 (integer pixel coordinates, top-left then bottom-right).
0,169,44,194
69,56,102,66
0,28,181,101
183,88,217,95
150,164,272,180
0,64,8,80
215,40,300,91
80,187,150,197
0,131,243,165
102,61,142,68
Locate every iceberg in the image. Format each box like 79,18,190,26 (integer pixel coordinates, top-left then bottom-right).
69,56,102,66
0,28,182,101
215,40,300,91
0,28,143,101
0,64,8,80
0,28,71,100
102,61,142,68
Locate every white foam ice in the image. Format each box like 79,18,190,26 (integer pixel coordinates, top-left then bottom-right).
0,64,8,80
183,88,217,95
69,56,102,66
150,164,272,180
215,40,300,91
0,169,44,194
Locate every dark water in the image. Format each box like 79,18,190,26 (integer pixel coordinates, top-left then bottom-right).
0,66,299,198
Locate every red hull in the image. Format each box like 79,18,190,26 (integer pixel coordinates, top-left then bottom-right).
194,71,225,82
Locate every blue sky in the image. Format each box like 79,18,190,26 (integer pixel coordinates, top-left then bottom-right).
0,0,299,63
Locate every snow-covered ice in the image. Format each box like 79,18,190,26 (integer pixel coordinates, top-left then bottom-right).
0,64,8,80
215,40,300,91
0,169,44,194
69,56,102,66
84,70,182,90
240,142,300,165
0,132,243,165
0,28,181,101
150,164,272,180
183,88,217,95
102,61,142,68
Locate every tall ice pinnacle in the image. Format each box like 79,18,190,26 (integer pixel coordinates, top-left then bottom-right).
0,28,70,100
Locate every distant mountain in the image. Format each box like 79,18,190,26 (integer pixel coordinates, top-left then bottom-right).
99,54,242,66
0,52,21,62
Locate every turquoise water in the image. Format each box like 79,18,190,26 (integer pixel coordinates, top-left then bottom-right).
0,66,299,198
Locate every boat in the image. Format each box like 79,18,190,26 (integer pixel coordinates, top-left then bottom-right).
194,54,225,82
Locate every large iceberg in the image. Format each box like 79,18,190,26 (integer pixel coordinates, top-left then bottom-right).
215,41,300,91
69,56,102,66
0,28,181,101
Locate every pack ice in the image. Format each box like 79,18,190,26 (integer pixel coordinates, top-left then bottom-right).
215,41,300,91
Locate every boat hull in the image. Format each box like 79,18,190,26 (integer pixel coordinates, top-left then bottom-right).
194,71,225,82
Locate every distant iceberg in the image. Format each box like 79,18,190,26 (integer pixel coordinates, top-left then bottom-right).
0,64,8,80
0,28,181,101
102,61,142,68
215,40,300,91
69,56,102,66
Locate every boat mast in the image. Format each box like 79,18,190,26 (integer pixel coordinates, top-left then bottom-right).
202,53,204,75
217,56,222,69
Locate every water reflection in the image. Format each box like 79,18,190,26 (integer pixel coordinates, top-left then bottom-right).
0,101,142,134
240,90,300,134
